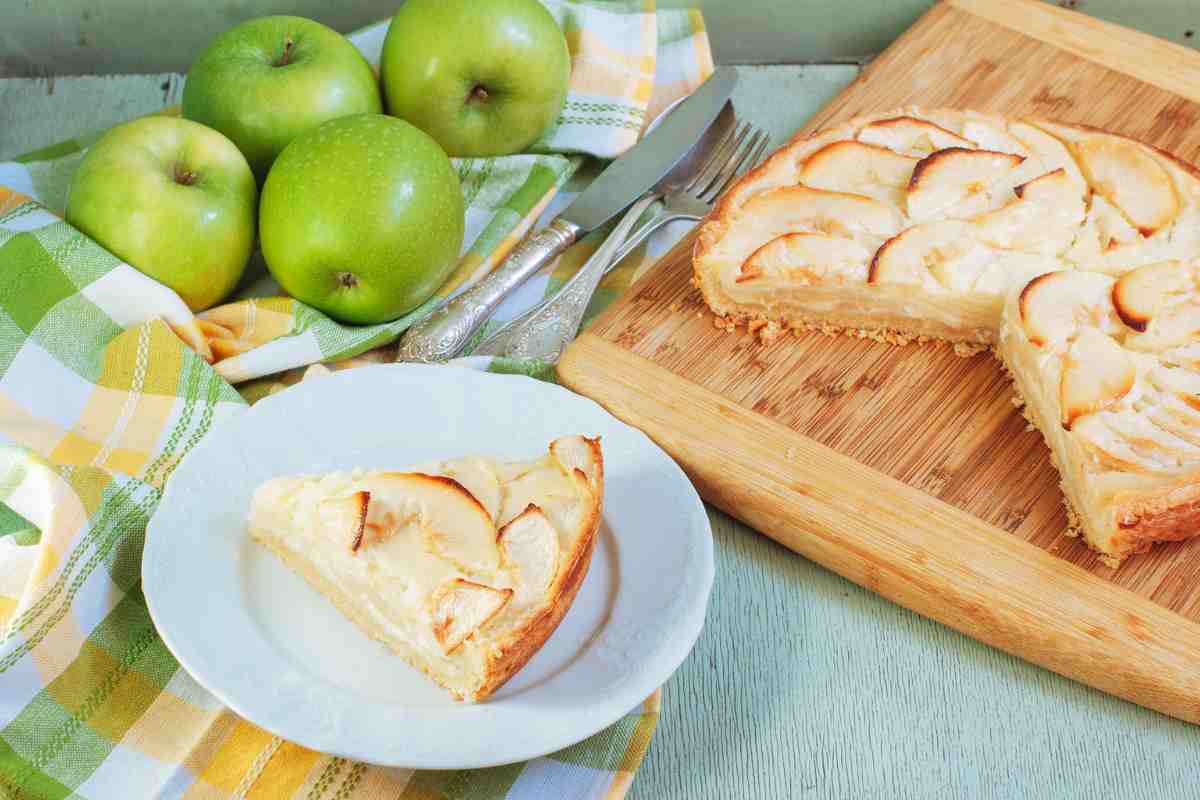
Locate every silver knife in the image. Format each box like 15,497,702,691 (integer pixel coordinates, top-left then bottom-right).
396,66,738,363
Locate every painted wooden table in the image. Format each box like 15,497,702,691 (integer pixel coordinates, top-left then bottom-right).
3,66,1200,800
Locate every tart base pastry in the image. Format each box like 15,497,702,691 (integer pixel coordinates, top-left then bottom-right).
248,436,603,701
694,107,1200,563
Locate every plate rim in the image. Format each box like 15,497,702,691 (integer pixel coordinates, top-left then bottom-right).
143,363,714,768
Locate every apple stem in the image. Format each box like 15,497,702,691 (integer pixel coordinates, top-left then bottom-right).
468,85,489,104
275,37,295,67
173,164,198,186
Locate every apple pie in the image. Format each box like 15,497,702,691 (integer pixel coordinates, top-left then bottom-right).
248,435,603,701
694,107,1200,563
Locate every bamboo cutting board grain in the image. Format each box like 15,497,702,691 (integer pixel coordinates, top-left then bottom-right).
557,0,1200,724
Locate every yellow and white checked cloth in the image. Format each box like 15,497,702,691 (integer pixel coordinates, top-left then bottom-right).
0,2,713,798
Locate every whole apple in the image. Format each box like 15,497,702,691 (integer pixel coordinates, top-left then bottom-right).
380,0,570,157
182,16,382,179
66,116,257,311
259,114,464,325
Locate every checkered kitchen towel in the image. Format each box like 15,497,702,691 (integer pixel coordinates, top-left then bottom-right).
0,3,712,798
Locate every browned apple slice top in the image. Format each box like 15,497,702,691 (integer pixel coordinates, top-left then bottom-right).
1017,270,1116,348
743,232,872,286
1072,137,1179,236
1059,327,1136,429
549,435,602,495
906,148,1025,220
972,168,1085,250
1111,261,1195,332
1013,168,1075,201
857,116,973,155
497,504,561,604
801,141,918,193
428,578,513,654
1125,304,1200,353
436,458,502,523
1010,122,1089,187
318,490,370,553
868,220,975,286
741,186,903,240
362,472,498,572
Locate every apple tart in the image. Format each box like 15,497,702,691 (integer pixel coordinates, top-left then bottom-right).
694,107,1200,562
248,435,603,701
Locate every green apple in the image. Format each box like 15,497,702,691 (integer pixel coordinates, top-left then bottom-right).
380,0,570,157
65,116,257,312
259,114,464,325
182,16,382,179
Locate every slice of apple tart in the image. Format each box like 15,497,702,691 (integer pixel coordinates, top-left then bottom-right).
694,107,1200,562
1000,265,1200,564
248,435,603,701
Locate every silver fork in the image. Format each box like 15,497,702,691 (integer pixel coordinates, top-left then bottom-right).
473,119,770,362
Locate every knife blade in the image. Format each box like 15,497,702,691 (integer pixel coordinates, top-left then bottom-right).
396,66,738,363
559,67,738,231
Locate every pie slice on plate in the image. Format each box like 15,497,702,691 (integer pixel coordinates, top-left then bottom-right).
248,435,603,701
694,107,1200,563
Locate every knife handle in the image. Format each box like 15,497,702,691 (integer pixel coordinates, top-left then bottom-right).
396,218,582,363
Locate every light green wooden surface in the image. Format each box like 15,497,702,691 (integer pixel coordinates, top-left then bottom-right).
5,1,1200,76
3,66,1200,799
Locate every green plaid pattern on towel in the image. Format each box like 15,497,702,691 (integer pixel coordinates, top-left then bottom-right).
0,2,713,798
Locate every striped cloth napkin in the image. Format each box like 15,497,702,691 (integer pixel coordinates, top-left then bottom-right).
0,3,712,798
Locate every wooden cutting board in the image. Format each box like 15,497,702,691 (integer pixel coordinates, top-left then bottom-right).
557,0,1200,724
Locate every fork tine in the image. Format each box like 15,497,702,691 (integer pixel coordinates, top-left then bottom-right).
689,122,750,197
681,122,739,194
700,127,768,203
728,130,770,186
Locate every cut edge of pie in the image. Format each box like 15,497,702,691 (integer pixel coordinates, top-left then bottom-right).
692,106,1200,564
248,435,603,701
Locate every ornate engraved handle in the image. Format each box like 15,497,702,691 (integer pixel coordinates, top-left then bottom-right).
396,218,581,362
474,194,658,362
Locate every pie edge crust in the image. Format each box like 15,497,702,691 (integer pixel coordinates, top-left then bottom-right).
474,437,604,700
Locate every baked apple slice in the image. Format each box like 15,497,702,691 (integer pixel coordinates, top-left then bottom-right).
868,220,976,288
800,141,918,206
972,169,1085,251
1059,327,1136,429
1072,137,1179,236
856,116,973,156
906,148,1025,220
361,472,498,573
429,578,513,654
1111,261,1195,332
1017,270,1116,348
498,504,561,605
741,233,872,285
741,186,903,240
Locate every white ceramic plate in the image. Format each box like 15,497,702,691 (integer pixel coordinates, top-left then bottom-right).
143,364,713,769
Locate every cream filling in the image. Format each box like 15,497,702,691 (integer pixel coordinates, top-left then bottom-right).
715,259,1004,335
